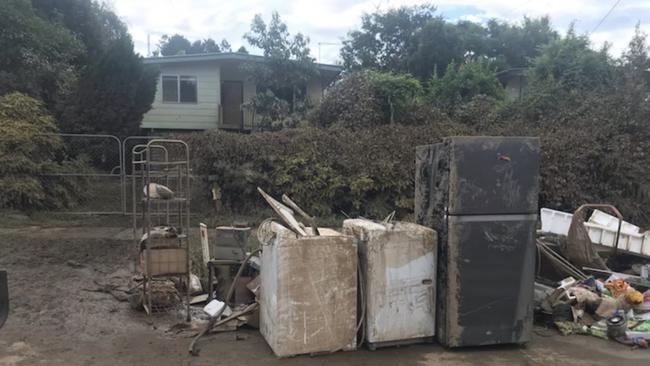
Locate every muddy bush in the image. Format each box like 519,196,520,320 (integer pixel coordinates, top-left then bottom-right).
0,92,91,209
184,122,469,218
185,96,650,227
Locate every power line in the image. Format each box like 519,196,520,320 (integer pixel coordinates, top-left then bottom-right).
591,0,623,33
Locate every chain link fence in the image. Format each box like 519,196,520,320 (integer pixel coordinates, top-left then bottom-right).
45,134,124,214
0,133,212,216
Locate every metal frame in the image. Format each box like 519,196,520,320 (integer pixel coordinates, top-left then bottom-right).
132,139,192,321
40,133,123,215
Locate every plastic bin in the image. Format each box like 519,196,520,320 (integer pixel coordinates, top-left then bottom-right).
540,208,573,236
588,210,640,234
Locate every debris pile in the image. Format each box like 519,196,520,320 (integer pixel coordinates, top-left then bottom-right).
537,205,650,349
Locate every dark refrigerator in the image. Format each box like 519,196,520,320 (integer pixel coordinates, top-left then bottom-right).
415,136,540,348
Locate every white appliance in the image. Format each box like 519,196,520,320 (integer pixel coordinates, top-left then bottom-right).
343,219,437,349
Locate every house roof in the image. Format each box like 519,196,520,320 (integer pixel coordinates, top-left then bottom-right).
143,52,343,73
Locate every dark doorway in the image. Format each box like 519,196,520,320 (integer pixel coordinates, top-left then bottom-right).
221,81,244,129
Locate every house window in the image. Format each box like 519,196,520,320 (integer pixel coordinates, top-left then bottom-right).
162,75,197,103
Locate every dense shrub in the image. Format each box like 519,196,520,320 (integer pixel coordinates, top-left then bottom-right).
314,71,385,129
0,92,90,209
184,122,469,218
184,92,650,227
428,58,505,111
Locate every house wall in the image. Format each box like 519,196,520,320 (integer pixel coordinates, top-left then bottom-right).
141,58,334,131
141,62,221,130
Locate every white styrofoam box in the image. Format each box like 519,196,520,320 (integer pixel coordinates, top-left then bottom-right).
643,234,650,257
541,208,650,258
540,208,574,236
588,209,640,235
584,222,644,253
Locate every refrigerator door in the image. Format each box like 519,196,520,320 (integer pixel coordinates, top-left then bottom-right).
447,136,540,216
438,214,536,348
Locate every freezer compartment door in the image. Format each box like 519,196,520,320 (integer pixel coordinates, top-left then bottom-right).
442,214,536,347
447,136,540,215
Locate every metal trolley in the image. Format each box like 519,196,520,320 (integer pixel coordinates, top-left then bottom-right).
131,139,191,320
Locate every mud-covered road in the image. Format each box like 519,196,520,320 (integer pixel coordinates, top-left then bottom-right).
0,226,648,365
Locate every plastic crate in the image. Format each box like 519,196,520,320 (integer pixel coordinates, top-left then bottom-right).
540,208,574,236
588,210,640,234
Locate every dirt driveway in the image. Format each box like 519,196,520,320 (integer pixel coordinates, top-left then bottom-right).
0,225,648,365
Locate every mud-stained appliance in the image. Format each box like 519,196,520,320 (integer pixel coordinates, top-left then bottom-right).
415,136,540,347
343,219,437,349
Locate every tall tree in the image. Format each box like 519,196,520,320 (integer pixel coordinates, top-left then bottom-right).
428,58,505,111
60,36,158,137
485,16,558,70
0,0,83,110
158,34,232,55
342,6,558,80
32,0,128,65
158,34,193,55
529,27,613,91
341,5,436,74
243,12,318,129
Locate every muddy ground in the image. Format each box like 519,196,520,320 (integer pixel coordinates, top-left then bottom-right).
0,224,649,365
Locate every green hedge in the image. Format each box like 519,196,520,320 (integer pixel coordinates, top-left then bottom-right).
183,115,650,227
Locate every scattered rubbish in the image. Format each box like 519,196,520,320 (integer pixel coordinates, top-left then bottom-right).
342,219,436,350
563,205,611,270
189,249,261,356
257,188,307,236
190,294,209,305
66,260,86,269
130,279,181,311
213,226,250,261
537,269,650,349
203,299,227,317
143,182,174,199
540,206,650,259
189,274,202,295
537,240,588,280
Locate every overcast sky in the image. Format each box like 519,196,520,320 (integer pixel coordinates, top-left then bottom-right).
105,0,649,64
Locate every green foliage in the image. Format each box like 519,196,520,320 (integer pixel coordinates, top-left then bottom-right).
316,70,440,128
428,59,505,111
184,26,650,228
243,12,318,129
157,34,232,56
341,5,558,80
486,17,558,70
0,0,83,109
367,71,423,124
183,122,469,218
313,72,385,128
342,4,437,76
0,0,156,136
60,36,158,137
529,28,613,92
0,93,90,209
32,0,128,65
